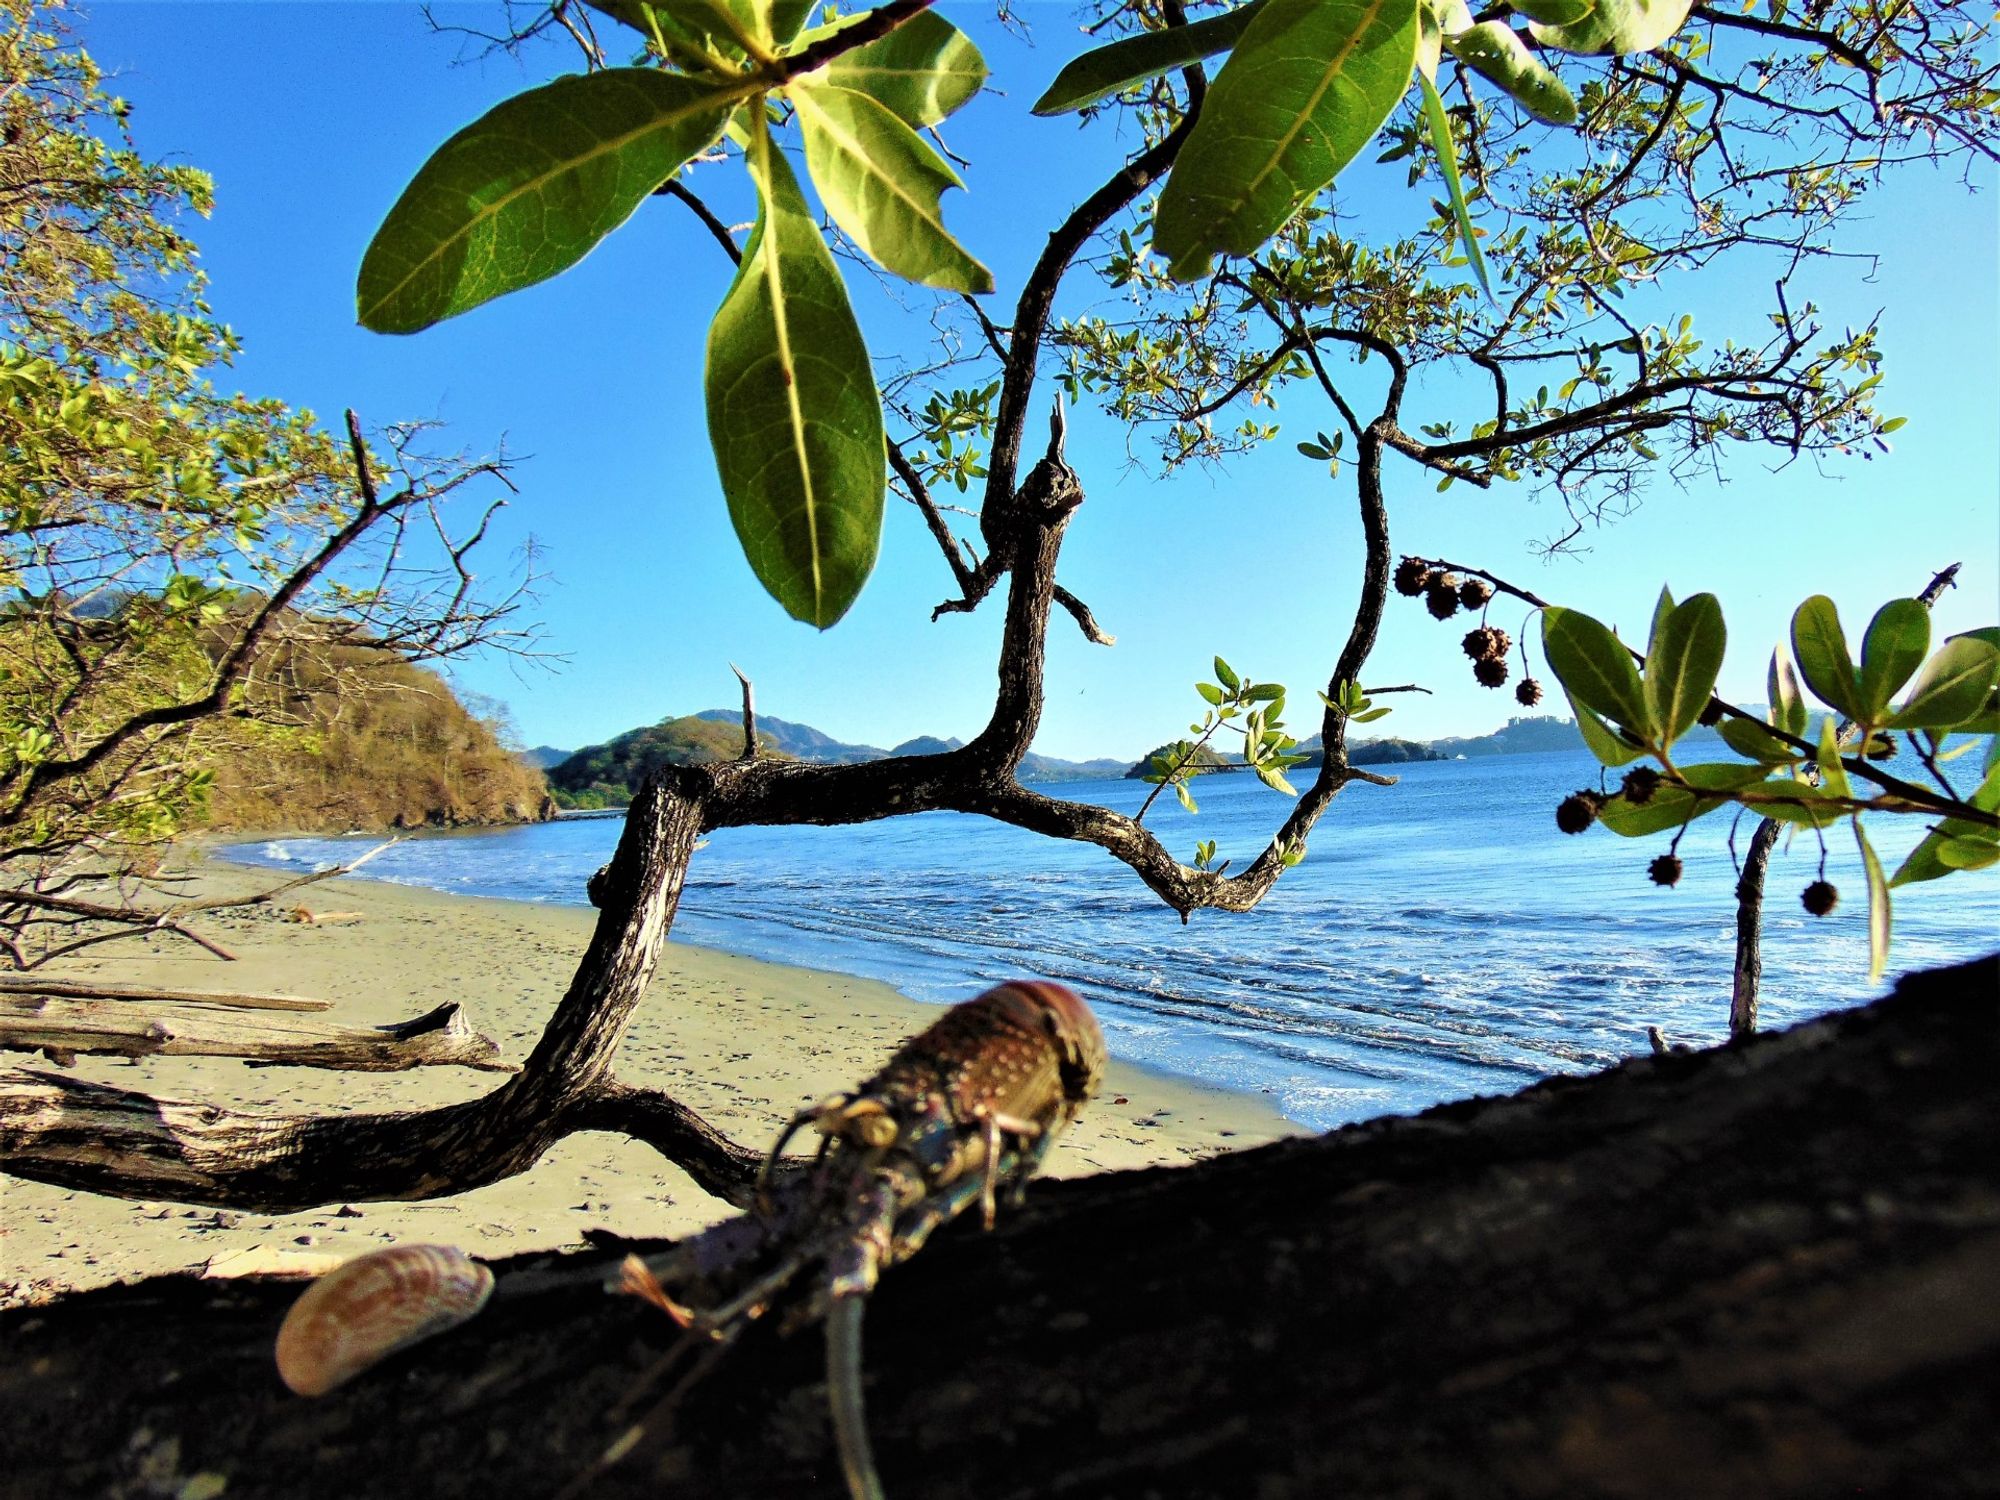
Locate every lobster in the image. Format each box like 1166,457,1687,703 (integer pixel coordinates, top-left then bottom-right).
612,979,1106,1499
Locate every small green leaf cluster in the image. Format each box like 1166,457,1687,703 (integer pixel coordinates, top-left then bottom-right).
1543,586,2000,978
907,382,998,494
358,1,992,628
1320,679,1393,725
1141,657,1307,817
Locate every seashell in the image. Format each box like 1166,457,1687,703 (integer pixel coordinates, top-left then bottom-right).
275,1242,493,1397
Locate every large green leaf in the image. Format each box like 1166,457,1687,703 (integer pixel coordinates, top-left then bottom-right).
705,117,885,627
1565,689,1647,766
1416,72,1493,301
1441,22,1577,124
1857,598,1930,722
1033,1,1267,115
1767,645,1807,739
1674,761,1767,792
1717,715,1798,765
1855,818,1891,982
793,9,986,127
1597,785,1724,837
1742,777,1843,829
358,70,736,334
792,82,992,293
1643,591,1725,747
1886,636,2000,729
1531,0,1692,55
1892,762,2000,886
1543,606,1652,741
1790,595,1862,721
1152,0,1420,281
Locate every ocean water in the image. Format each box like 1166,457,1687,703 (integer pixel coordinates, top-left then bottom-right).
221,749,1998,1131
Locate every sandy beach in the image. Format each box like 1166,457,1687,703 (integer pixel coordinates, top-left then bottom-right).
1,853,1299,1305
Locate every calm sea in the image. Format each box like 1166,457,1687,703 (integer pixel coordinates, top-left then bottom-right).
222,749,1998,1131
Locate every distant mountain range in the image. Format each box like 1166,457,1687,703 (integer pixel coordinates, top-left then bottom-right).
536,708,1718,808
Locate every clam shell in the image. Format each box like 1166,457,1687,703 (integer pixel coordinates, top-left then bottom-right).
275,1243,494,1397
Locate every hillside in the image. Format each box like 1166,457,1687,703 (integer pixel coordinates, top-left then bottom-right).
203,646,553,832
546,716,793,808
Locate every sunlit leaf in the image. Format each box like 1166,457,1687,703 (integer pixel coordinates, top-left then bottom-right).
1033,0,1267,115
1196,680,1225,705
1643,591,1725,747
1936,836,2000,871
1597,784,1723,836
1564,687,1647,766
1674,761,1766,791
1743,777,1844,828
793,82,992,292
1855,818,1890,982
1717,716,1798,764
1214,656,1240,692
1531,0,1692,55
1416,72,1493,301
1153,0,1420,280
1767,645,1807,739
705,115,885,627
1816,716,1852,801
1790,595,1862,721
1857,597,1930,722
1544,606,1652,740
794,9,987,127
1886,637,2000,729
1441,22,1577,124
358,70,736,333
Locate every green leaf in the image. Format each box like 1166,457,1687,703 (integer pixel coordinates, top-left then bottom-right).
1196,681,1225,706
1353,705,1392,722
1815,716,1852,801
1790,595,1862,721
705,116,885,627
1564,687,1646,766
1643,592,1725,747
1244,681,1286,702
1506,0,1595,26
1767,645,1807,739
1032,0,1267,115
1440,22,1577,124
1937,836,2000,871
795,9,987,127
1214,656,1241,692
1543,606,1652,740
1153,0,1421,280
1647,583,1675,652
1887,637,2000,729
1743,777,1844,829
1717,716,1798,765
1674,761,1767,791
1597,785,1721,837
1530,0,1692,55
1254,763,1300,795
1857,598,1931,723
1416,72,1494,302
1855,818,1890,983
1174,779,1200,814
358,70,736,334
1892,763,2000,886
792,82,992,293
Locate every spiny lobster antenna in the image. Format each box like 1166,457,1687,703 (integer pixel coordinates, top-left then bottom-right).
827,1295,887,1500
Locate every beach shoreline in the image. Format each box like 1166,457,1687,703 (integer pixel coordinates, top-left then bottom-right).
2,852,1300,1306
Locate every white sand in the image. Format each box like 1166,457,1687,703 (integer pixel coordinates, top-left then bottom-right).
1,856,1299,1304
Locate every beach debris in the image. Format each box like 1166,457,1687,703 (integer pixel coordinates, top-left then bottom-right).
202,1245,345,1281
606,980,1106,1500
274,1243,494,1397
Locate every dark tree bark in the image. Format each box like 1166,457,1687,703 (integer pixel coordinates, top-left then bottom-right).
3,954,1991,1500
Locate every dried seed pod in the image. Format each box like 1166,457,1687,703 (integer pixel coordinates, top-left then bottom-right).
1457,577,1494,610
1648,854,1682,887
1867,732,1899,761
1801,880,1839,917
1621,767,1661,805
1425,575,1461,620
1473,656,1510,688
1394,557,1433,597
275,1243,493,1397
1515,677,1543,707
1556,791,1600,834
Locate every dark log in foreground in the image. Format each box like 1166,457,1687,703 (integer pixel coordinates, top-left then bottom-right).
2,954,1993,1500
0,997,512,1071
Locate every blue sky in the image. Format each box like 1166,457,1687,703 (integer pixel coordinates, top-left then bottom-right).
76,2,1999,760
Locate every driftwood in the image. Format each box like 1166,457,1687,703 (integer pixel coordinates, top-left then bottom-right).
0,979,331,1012
0,997,511,1071
0,953,1991,1500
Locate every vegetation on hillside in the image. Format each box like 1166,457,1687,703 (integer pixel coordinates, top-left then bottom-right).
547,716,791,808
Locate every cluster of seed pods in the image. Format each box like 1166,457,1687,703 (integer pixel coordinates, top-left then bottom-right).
1393,556,1543,705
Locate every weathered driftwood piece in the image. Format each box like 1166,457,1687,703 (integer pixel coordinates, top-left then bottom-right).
0,998,513,1071
0,978,331,1012
0,955,1991,1500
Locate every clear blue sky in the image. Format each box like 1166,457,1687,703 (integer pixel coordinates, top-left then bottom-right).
76,2,1999,761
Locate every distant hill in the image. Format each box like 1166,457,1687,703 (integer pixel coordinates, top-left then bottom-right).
547,716,792,808
1123,743,1235,779
691,709,886,763
520,745,571,769
891,734,963,757
1023,752,1131,782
